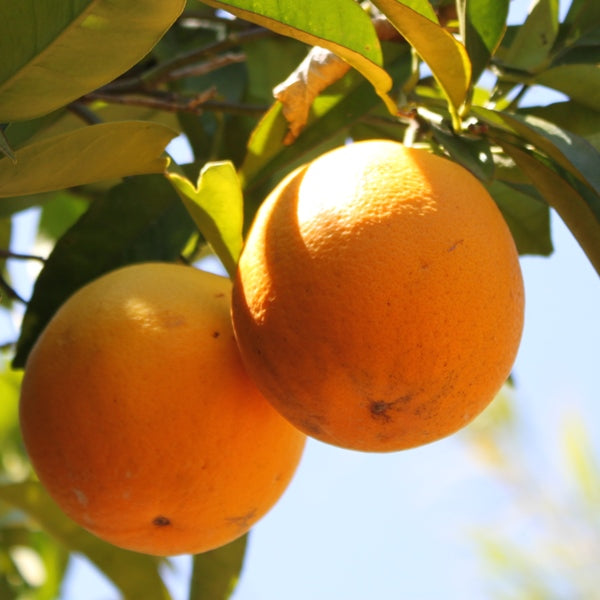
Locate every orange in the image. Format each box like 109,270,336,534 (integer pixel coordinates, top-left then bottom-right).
231,140,525,452
19,263,306,556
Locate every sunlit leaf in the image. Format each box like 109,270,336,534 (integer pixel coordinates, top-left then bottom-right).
0,0,186,121
188,535,247,600
13,175,195,367
456,0,509,82
0,482,171,600
500,0,559,72
198,0,397,114
0,122,177,198
166,162,244,278
371,0,471,125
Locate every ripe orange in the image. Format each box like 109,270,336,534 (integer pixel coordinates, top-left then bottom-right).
231,140,525,452
19,263,306,556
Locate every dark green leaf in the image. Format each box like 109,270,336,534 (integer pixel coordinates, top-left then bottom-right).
38,191,90,242
4,111,68,149
487,180,553,256
474,107,600,197
497,141,600,276
0,0,186,121
0,482,171,600
431,125,495,182
558,0,600,46
0,122,178,198
13,175,195,367
188,535,247,600
457,0,509,83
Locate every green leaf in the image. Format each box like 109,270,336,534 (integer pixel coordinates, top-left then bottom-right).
500,0,559,72
371,0,471,126
533,64,600,111
0,482,172,600
456,0,509,83
166,162,244,278
188,535,247,600
520,101,600,150
13,175,195,367
473,108,600,198
559,0,600,45
0,0,186,121
487,180,553,257
38,191,90,242
497,141,600,276
198,0,397,114
0,122,177,198
430,125,495,182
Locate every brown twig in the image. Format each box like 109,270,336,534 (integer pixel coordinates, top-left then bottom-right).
0,275,26,304
84,88,218,114
83,89,267,117
168,52,246,82
67,101,104,125
0,249,45,263
103,27,271,93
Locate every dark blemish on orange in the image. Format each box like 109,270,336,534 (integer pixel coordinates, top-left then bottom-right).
226,508,257,531
153,516,171,527
447,239,464,252
214,292,225,298
370,400,394,422
212,331,220,338
370,396,412,422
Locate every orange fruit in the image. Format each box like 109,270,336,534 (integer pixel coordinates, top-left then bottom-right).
19,263,306,556
231,140,525,452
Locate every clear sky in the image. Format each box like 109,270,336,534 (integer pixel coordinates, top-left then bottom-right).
7,0,599,598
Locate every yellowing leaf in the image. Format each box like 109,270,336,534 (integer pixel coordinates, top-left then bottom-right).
166,162,244,278
198,0,397,114
0,0,186,121
0,122,176,198
371,0,471,124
